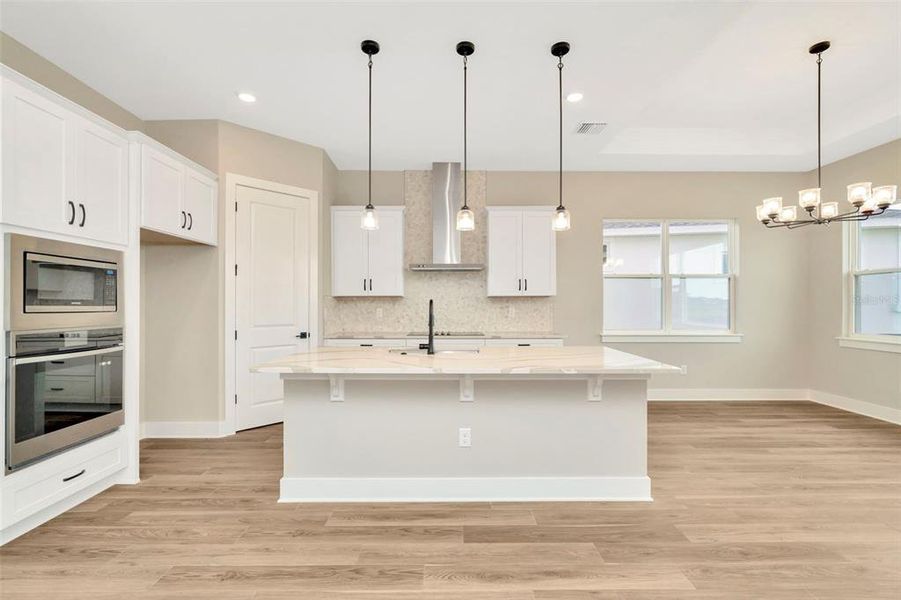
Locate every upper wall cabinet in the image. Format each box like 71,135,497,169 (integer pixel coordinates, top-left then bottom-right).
1,74,129,246
331,206,404,296
133,133,217,246
487,207,557,297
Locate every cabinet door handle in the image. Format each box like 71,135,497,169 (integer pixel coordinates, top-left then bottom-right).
363,278,367,291
187,213,193,230
369,278,373,291
518,279,521,291
78,204,86,227
67,201,76,225
524,278,527,292
62,469,86,482
181,211,187,228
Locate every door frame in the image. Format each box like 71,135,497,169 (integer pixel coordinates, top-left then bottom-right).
223,173,319,435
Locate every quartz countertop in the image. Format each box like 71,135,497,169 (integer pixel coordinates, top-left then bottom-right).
325,332,566,340
254,346,680,376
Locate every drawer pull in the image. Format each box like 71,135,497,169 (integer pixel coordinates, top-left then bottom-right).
50,387,65,391
50,361,65,365
62,469,86,482
517,343,531,347
360,343,374,347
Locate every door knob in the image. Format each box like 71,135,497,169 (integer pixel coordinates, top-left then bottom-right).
295,332,309,339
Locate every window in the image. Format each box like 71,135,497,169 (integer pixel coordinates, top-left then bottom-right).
843,203,901,352
602,220,738,341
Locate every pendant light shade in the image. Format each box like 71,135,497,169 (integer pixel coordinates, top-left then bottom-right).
551,41,571,232
361,39,380,230
456,41,475,231
456,207,475,231
552,207,571,231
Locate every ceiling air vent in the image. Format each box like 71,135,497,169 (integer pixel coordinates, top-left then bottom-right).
575,122,607,135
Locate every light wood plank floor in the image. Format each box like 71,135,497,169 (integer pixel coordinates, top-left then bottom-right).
1,401,899,599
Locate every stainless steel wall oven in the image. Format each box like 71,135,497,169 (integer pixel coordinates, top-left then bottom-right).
6,235,125,472
6,328,124,471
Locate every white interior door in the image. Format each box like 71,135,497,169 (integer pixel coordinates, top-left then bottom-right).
235,184,312,431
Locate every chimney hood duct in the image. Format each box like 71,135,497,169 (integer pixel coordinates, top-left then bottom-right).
409,162,484,271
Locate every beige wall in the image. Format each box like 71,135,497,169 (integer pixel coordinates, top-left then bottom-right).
140,120,335,422
488,170,812,390
2,32,896,417
0,32,144,131
327,170,555,335
329,168,812,391
140,121,222,422
806,139,901,410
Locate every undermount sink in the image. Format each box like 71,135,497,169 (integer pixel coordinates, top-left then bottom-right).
388,348,480,355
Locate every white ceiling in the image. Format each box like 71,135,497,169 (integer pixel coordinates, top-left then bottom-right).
1,1,898,171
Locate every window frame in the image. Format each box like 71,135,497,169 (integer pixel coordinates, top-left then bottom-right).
839,220,901,354
601,218,741,343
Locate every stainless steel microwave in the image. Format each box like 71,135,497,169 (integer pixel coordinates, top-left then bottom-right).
8,235,123,331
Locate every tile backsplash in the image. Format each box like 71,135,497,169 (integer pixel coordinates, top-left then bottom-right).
323,170,555,335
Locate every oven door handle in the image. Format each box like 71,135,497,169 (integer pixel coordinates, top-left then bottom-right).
13,345,123,366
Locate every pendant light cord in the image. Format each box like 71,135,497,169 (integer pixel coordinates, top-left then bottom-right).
816,53,822,188
557,57,564,210
367,55,374,210
463,54,468,210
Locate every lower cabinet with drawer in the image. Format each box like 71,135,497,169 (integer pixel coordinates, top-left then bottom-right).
1,428,126,535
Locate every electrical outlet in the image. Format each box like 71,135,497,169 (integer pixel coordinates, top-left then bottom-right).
376,307,384,320
458,427,472,448
507,305,515,319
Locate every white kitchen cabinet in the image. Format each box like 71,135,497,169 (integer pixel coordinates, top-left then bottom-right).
183,169,217,243
487,207,556,296
331,206,404,296
140,144,183,233
73,118,129,244
135,133,218,246
1,74,129,245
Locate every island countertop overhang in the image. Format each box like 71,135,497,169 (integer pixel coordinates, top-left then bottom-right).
253,345,681,377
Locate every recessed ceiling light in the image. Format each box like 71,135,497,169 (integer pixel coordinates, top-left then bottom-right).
566,92,583,103
237,92,257,103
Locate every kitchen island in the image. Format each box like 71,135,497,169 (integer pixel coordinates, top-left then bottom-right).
255,345,680,502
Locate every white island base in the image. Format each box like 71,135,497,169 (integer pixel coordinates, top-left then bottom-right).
258,346,680,503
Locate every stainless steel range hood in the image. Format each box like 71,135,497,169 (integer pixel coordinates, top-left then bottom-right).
409,162,484,271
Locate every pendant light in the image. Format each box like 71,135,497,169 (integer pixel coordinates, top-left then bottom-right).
755,41,896,228
361,39,380,230
551,41,571,231
456,41,476,231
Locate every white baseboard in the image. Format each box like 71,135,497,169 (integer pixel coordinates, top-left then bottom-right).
279,476,652,503
809,389,901,425
649,388,809,401
140,420,230,439
1,474,119,545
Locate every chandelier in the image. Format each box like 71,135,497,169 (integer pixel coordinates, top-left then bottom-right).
756,41,896,228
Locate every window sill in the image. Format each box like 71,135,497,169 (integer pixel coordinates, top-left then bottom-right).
601,333,743,344
836,336,901,354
